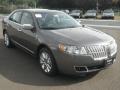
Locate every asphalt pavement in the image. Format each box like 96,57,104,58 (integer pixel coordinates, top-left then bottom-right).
0,18,120,90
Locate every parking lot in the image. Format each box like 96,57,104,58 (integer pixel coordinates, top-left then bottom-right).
0,17,120,90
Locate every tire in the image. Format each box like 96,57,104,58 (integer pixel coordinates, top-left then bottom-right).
4,32,14,48
39,48,57,76
112,17,114,20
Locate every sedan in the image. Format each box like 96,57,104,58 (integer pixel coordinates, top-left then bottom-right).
102,9,115,19
2,9,117,76
84,10,97,18
69,10,82,18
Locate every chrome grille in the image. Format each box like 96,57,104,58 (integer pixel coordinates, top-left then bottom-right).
85,45,108,60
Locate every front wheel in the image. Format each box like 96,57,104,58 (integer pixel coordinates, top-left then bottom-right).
39,48,57,76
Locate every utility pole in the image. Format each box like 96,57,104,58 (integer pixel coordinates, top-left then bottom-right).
96,0,99,15
10,0,14,11
35,0,38,8
35,2,36,8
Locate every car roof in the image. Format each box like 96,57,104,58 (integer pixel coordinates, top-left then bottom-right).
103,9,114,13
104,9,113,11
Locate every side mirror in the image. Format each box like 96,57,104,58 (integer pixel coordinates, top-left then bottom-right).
22,24,34,30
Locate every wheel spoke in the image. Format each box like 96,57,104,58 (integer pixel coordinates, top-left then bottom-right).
47,57,51,64
46,66,50,72
41,63,45,70
42,53,47,59
40,57,45,64
46,64,51,70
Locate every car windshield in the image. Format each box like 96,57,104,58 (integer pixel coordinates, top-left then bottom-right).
104,10,113,13
35,12,81,30
71,10,80,13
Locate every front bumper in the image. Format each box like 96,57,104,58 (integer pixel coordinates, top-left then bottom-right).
52,50,117,75
70,15,80,18
102,16,114,19
84,16,96,18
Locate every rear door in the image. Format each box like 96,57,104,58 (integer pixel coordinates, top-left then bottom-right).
8,11,22,42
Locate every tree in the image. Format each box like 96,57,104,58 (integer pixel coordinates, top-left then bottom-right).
0,0,119,11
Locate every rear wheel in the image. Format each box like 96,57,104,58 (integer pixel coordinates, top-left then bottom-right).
39,48,57,76
4,32,14,48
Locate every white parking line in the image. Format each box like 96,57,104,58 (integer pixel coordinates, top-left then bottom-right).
79,19,120,22
86,24,120,29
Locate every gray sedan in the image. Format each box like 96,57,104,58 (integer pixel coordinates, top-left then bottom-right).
84,10,97,18
102,9,115,19
2,9,117,76
69,10,82,18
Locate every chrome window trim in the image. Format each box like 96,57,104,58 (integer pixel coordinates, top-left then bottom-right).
12,40,35,54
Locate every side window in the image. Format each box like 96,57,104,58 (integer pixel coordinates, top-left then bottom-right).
9,12,22,23
21,12,34,25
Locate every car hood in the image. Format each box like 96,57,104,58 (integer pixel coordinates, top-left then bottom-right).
40,27,114,46
85,13,96,16
103,13,114,16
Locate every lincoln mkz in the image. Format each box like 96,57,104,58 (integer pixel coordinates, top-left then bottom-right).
2,9,117,76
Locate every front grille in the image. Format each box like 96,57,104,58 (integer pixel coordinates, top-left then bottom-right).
74,65,104,72
85,45,108,60
75,66,87,72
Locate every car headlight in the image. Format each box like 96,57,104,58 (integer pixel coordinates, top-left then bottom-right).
109,40,117,56
58,44,87,55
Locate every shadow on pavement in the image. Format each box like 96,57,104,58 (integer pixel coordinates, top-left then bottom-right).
0,39,98,86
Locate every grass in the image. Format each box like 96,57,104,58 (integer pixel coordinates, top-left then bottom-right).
97,14,120,20
114,12,120,20
115,16,120,20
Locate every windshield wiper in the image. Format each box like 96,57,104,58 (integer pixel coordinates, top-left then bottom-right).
41,26,81,30
67,26,81,28
41,27,60,30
